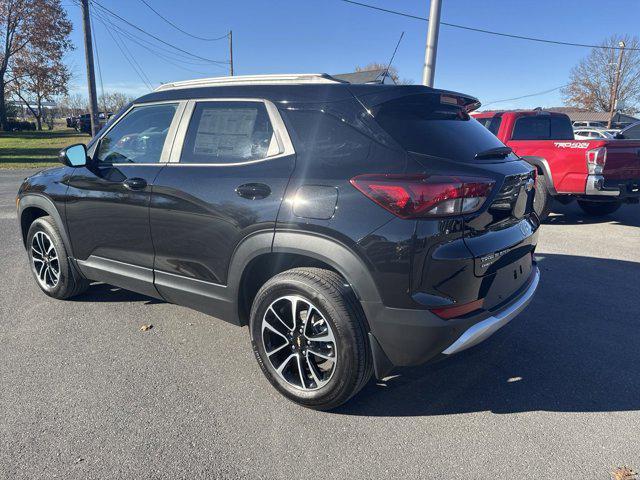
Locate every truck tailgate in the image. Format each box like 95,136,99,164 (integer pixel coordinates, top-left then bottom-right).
603,141,640,180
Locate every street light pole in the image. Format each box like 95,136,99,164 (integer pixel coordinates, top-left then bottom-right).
422,0,442,87
608,41,625,129
80,0,99,136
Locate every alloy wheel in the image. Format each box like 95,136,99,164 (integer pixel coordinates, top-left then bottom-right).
261,295,337,391
31,231,60,289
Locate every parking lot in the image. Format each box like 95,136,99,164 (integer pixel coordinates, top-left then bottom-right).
1,168,639,479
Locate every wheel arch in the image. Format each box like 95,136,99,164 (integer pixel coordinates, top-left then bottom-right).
228,231,381,327
19,195,73,256
521,156,557,195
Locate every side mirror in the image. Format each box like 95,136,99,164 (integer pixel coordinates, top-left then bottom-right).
59,144,87,167
614,133,625,139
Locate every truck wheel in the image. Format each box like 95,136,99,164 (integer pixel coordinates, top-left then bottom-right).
249,267,373,410
533,174,553,221
26,216,90,299
577,200,621,216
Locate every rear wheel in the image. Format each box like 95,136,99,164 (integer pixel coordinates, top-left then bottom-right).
249,267,372,410
533,173,553,221
577,199,621,216
26,216,89,299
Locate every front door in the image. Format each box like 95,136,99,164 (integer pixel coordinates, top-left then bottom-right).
149,99,296,317
65,101,183,297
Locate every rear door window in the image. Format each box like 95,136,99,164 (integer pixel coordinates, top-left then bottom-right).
512,115,574,140
180,101,278,164
373,94,508,161
475,116,502,136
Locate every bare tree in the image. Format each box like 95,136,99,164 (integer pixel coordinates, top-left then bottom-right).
0,0,72,130
355,62,413,85
58,93,88,117
98,92,134,114
562,35,640,115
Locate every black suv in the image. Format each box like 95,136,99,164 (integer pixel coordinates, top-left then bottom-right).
17,74,540,410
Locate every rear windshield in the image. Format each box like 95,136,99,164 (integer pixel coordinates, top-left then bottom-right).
373,94,508,161
512,115,574,140
476,116,502,136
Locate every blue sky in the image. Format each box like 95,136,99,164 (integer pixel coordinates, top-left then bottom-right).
63,0,640,109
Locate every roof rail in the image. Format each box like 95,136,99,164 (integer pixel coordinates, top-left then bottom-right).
155,73,346,92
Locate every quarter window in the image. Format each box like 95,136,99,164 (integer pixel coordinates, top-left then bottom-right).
96,103,178,164
180,101,277,164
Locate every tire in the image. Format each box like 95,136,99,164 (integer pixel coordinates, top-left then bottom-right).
249,267,373,410
577,199,621,216
533,173,553,221
26,216,89,299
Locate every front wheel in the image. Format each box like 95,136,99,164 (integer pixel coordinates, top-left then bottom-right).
577,199,621,216
249,268,373,410
26,216,89,299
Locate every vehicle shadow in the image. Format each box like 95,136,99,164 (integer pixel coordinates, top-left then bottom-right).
336,253,640,417
71,283,163,304
545,202,640,227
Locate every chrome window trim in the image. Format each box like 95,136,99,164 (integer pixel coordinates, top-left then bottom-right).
167,98,295,167
94,100,187,167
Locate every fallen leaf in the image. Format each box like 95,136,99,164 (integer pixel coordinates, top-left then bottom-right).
612,467,638,480
139,324,153,332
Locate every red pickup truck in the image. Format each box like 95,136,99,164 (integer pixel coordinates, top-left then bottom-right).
472,110,640,219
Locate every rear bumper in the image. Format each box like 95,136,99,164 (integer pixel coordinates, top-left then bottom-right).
363,265,540,378
585,174,640,199
442,267,539,355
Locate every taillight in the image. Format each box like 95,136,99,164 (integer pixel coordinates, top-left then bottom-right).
586,147,607,175
350,174,495,219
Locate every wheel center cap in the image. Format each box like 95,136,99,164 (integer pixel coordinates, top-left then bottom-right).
294,335,304,350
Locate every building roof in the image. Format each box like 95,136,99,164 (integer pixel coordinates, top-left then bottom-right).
332,69,396,85
545,107,638,123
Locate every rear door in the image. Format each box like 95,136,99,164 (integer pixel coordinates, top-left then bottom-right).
149,98,296,316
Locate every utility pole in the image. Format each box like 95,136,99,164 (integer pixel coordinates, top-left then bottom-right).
422,0,442,87
228,30,234,76
81,0,99,136
608,41,625,129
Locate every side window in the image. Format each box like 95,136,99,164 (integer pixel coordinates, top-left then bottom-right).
96,103,178,164
180,101,277,164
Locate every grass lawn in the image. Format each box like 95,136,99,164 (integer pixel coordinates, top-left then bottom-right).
0,128,90,169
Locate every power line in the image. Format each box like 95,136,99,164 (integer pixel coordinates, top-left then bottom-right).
340,0,640,52
92,8,154,90
483,85,569,107
91,7,218,77
137,0,229,42
90,0,230,64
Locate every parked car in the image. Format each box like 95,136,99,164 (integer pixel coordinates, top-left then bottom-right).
572,120,606,129
573,129,613,140
473,110,640,219
617,121,640,140
76,112,113,134
17,74,540,410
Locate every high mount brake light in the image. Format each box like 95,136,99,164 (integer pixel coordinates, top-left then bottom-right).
350,174,495,219
586,147,607,175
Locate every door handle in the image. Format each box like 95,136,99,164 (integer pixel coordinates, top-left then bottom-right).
123,177,148,191
236,183,271,200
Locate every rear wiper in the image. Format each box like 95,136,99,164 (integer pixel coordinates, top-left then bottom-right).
475,146,513,160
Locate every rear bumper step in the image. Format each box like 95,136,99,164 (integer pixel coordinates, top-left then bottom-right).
442,266,540,355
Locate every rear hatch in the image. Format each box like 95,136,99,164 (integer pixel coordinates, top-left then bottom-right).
364,90,539,311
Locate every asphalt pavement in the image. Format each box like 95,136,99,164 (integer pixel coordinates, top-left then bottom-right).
1,168,639,479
